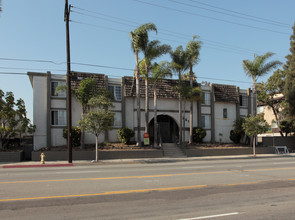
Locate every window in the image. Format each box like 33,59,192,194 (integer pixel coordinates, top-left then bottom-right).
239,94,248,107
202,92,211,105
51,110,67,126
201,115,211,129
108,85,122,101
113,112,122,128
223,108,227,119
51,81,66,97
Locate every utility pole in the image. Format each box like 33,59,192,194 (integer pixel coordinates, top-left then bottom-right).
64,0,72,163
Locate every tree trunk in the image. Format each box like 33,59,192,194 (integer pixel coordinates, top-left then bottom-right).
178,72,182,146
135,53,141,146
271,106,284,137
95,135,98,162
253,135,256,156
153,87,158,148
189,66,193,144
253,78,257,116
183,100,186,144
145,78,149,133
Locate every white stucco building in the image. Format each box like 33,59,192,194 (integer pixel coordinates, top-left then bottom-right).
28,71,254,150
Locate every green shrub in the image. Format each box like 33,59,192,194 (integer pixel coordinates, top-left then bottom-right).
193,127,206,143
229,118,246,144
118,127,135,144
63,126,81,147
230,130,242,144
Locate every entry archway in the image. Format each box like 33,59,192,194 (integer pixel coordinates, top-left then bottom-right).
148,115,179,144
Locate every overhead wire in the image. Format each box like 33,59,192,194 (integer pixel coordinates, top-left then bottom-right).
133,0,290,35
169,0,291,28
71,6,286,58
188,0,290,27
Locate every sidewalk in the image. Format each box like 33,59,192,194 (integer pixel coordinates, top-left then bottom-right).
1,153,295,168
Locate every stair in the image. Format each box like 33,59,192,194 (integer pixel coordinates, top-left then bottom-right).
162,143,186,158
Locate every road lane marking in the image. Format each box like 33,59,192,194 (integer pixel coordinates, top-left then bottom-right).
0,184,208,202
178,212,239,220
2,177,295,202
55,171,102,174
182,166,214,169
1,166,295,184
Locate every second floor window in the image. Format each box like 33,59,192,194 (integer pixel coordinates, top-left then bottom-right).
108,85,122,101
202,92,211,105
51,81,66,97
239,94,248,107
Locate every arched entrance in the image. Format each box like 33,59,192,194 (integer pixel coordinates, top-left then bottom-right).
148,115,179,144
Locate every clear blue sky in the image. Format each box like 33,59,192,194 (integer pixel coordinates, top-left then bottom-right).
0,0,294,121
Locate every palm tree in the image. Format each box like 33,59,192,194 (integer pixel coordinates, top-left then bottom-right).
129,23,157,146
170,46,189,146
242,52,282,115
186,35,202,144
140,40,171,133
150,61,172,147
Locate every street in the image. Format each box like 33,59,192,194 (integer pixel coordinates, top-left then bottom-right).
1,157,295,219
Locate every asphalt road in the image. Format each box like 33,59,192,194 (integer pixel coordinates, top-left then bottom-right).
1,157,295,219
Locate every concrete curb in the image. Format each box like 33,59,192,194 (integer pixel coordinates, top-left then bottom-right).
1,154,294,168
2,164,74,168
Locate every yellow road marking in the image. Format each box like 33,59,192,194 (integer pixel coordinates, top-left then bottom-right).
0,185,208,202
1,178,295,202
1,167,295,184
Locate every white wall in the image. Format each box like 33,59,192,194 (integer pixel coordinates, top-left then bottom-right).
33,76,48,150
214,102,236,143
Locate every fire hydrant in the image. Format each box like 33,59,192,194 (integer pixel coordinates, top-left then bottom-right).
40,152,45,164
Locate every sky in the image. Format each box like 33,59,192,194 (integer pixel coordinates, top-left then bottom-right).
0,0,294,121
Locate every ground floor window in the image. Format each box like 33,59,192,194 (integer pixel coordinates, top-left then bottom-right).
201,115,211,129
51,110,67,126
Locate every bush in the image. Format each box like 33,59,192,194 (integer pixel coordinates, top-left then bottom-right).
118,127,135,144
230,130,242,144
63,126,81,147
193,127,206,143
230,118,246,144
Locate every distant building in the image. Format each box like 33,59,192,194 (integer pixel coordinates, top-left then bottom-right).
28,71,254,150
257,93,284,133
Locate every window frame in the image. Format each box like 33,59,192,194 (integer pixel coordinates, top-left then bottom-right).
51,109,67,126
201,115,211,129
108,85,122,101
51,81,66,97
202,92,211,106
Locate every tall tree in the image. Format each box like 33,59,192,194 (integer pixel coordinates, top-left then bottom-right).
242,52,282,115
0,89,35,149
170,46,189,146
139,40,171,133
130,23,157,146
149,61,172,147
284,23,295,118
185,35,202,144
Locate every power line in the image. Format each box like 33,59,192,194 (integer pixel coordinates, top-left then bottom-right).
71,6,287,58
133,0,290,35
0,66,66,72
188,0,290,27
71,19,285,59
169,0,290,28
71,6,263,54
0,57,66,65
